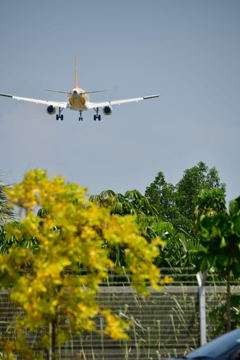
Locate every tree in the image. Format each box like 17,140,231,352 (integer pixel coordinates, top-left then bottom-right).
145,162,225,236
145,172,177,223
90,189,157,217
195,188,240,332
175,162,225,230
0,169,169,359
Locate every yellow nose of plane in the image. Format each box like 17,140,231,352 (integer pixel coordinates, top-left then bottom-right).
72,89,79,97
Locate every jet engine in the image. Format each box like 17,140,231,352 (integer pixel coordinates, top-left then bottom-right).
47,105,56,115
103,105,112,115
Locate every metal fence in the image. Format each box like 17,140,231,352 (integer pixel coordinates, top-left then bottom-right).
0,269,239,359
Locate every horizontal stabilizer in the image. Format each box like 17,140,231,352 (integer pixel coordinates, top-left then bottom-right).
84,90,105,94
47,89,105,95
47,89,70,94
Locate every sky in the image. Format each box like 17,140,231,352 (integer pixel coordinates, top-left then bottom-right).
0,0,240,203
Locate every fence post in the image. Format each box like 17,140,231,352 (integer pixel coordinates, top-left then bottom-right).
196,272,207,346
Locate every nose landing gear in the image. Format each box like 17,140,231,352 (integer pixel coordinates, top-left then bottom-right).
79,110,83,121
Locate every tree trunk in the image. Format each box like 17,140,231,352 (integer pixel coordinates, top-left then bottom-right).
226,260,232,332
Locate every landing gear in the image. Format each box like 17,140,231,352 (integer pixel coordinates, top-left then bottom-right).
93,108,101,121
56,108,64,121
79,110,83,121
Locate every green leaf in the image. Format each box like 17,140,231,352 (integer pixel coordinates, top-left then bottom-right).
229,197,240,216
234,215,240,235
220,237,227,248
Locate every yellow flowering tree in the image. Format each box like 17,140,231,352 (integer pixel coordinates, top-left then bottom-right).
0,169,168,359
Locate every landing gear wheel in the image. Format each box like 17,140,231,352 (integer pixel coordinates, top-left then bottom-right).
78,111,83,121
94,108,101,121
56,108,64,121
93,114,101,121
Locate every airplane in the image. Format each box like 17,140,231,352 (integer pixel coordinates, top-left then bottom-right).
0,60,160,122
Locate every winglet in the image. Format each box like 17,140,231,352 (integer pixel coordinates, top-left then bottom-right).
74,56,78,88
143,94,160,100
0,93,13,98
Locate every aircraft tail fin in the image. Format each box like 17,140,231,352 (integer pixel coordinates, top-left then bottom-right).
74,56,78,88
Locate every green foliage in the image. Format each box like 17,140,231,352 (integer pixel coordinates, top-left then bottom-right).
176,162,224,223
0,221,39,254
91,172,211,269
195,187,226,218
90,189,157,217
209,295,240,336
145,172,176,223
142,162,225,270
195,189,240,276
196,189,240,331
145,162,225,236
90,190,162,266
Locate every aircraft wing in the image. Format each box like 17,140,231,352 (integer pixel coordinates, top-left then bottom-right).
0,93,68,108
87,94,160,109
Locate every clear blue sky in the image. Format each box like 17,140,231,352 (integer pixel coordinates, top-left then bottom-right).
0,0,240,202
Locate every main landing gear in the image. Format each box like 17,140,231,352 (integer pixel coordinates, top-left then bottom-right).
56,108,64,121
93,108,101,121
